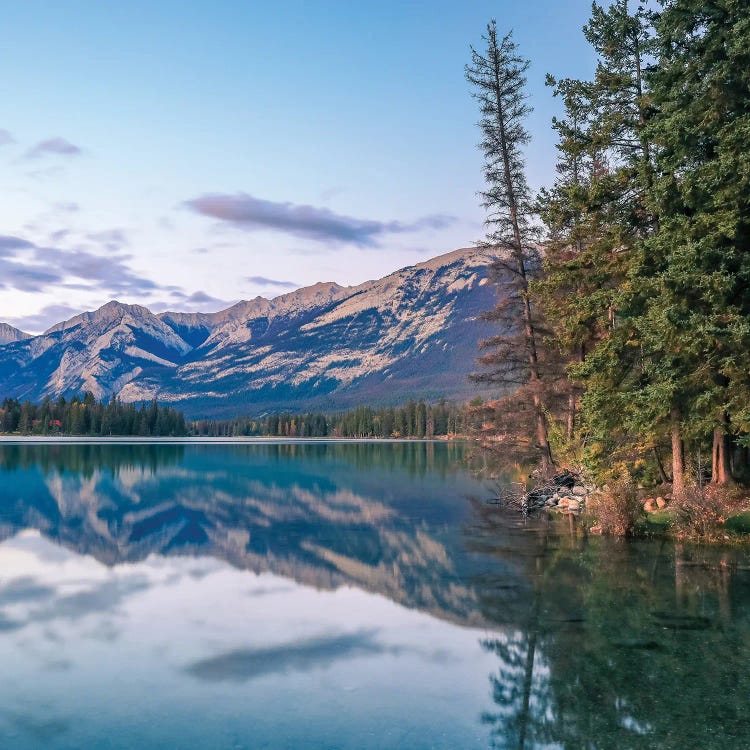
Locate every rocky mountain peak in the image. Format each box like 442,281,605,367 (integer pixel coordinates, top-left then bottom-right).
0,322,31,345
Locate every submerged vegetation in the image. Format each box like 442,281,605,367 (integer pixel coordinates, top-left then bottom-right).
467,1,750,536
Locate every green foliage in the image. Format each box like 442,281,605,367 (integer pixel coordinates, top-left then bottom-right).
192,400,473,439
0,394,188,437
521,0,750,494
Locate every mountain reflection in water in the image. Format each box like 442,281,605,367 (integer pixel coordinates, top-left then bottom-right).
0,441,749,749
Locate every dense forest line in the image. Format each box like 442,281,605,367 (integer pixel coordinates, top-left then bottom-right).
467,1,750,509
192,399,481,438
0,394,479,441
0,394,188,436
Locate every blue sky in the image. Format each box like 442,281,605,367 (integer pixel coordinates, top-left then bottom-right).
0,1,597,332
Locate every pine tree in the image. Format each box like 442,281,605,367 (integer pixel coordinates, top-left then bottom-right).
536,76,603,441
645,0,750,486
535,2,675,485
466,21,553,471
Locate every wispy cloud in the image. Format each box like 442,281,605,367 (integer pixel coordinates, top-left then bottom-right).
0,235,36,255
0,128,15,146
5,304,84,333
54,201,80,213
246,275,298,288
24,137,83,160
0,258,62,292
86,228,129,252
150,290,234,314
0,232,175,298
184,192,455,247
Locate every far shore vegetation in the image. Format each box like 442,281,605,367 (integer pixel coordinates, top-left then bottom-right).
0,394,480,440
191,399,481,439
0,394,188,437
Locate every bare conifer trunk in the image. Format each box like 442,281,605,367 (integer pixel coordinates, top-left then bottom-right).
653,446,670,485
711,421,733,485
670,406,685,499
567,393,575,442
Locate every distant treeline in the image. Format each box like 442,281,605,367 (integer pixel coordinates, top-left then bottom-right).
0,394,188,436
192,399,483,438
1,394,481,440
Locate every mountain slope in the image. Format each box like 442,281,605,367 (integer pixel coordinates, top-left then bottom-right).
0,301,193,402
0,247,497,416
0,322,31,345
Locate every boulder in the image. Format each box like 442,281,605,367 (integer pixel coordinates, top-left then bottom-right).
656,496,667,509
552,470,578,490
643,498,657,513
567,498,581,511
571,485,587,496
557,497,570,509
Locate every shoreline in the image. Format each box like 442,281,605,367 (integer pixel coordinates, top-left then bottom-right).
0,436,460,445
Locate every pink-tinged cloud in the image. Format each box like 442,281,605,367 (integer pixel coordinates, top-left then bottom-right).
24,136,83,160
246,275,298,288
185,192,455,247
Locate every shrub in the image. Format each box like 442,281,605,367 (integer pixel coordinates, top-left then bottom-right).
588,471,642,536
673,485,742,540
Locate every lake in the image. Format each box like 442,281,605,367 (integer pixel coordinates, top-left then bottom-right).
0,440,749,749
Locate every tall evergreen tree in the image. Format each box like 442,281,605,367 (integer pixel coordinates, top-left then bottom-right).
466,21,553,471
645,0,750,486
536,76,603,441
535,2,675,486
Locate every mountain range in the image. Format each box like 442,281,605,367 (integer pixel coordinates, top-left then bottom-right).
0,247,496,417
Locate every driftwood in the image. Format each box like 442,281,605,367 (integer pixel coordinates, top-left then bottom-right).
489,470,582,516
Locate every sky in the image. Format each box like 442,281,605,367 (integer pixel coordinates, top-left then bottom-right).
0,0,598,333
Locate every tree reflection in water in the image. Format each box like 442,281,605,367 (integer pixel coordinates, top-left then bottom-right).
468,500,750,749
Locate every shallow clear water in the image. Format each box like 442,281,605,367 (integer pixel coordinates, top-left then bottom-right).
0,441,749,749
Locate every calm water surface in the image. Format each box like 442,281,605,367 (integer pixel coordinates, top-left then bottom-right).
0,441,749,749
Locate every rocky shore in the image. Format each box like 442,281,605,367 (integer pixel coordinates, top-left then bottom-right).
495,471,597,515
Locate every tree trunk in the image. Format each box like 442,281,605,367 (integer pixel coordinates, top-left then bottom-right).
653,446,670,485
566,392,575,442
670,407,685,500
712,425,733,485
566,345,584,443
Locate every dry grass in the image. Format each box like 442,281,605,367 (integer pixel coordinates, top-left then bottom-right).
673,484,747,540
